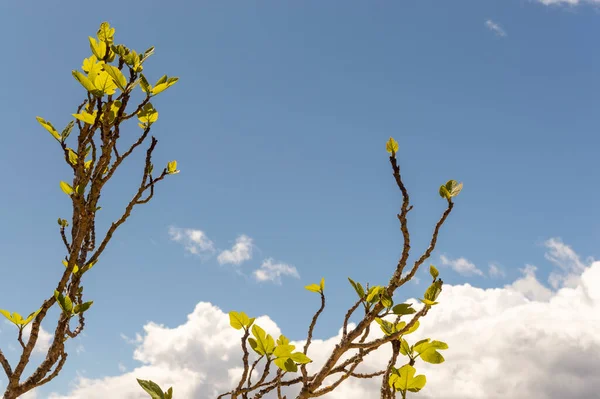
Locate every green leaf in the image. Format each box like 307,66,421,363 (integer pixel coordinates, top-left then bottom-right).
103,65,127,91
304,283,321,293
60,181,74,196
151,76,179,96
136,379,165,399
35,117,61,141
21,309,41,326
375,317,395,336
348,278,365,299
414,340,448,364
274,344,295,357
251,325,274,356
386,137,399,154
74,301,93,314
139,74,152,93
53,290,73,315
94,71,118,96
419,298,439,306
399,338,411,356
424,280,443,302
395,320,420,335
72,70,100,96
388,364,427,393
429,265,439,280
290,352,312,364
392,303,416,316
228,311,250,330
366,286,382,303
137,103,158,126
274,357,298,372
444,180,463,198
380,290,393,308
439,185,451,199
167,160,179,175
61,121,75,141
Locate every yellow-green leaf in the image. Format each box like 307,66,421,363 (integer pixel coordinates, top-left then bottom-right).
414,340,448,364
96,22,115,44
103,65,127,91
72,110,97,125
0,309,13,323
94,71,118,96
62,260,79,274
304,284,321,293
228,311,250,330
388,364,427,393
72,70,99,96
67,149,78,166
151,77,179,96
35,116,61,141
139,74,152,93
89,36,107,59
319,277,325,292
167,160,179,175
60,181,74,196
395,320,420,335
429,265,439,280
386,137,399,154
137,103,158,126
439,185,451,199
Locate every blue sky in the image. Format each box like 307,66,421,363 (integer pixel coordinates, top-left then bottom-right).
0,1,599,398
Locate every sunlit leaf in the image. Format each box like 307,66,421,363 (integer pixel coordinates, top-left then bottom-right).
60,181,74,196
386,137,399,154
36,117,61,141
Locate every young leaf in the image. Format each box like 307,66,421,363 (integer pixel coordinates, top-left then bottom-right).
72,70,100,96
139,74,152,93
88,36,107,59
290,352,312,364
94,71,118,96
429,265,439,280
35,117,61,141
167,160,179,175
72,110,97,125
388,364,427,393
392,303,416,316
74,301,93,314
96,22,115,44
53,290,73,315
103,65,127,91
385,137,399,154
137,103,159,126
380,290,393,308
136,379,166,399
228,311,250,330
444,180,463,198
395,320,420,335
61,121,75,141
151,76,179,96
319,277,325,292
414,340,448,364
439,185,450,199
276,335,290,346
347,278,365,299
60,181,74,196
62,260,79,274
399,338,411,356
304,283,321,293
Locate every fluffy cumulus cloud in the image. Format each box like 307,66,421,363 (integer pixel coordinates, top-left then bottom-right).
217,235,253,265
485,20,507,37
440,255,484,276
168,227,215,257
253,258,300,284
48,239,600,398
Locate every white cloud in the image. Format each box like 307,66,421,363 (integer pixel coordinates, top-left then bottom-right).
485,19,507,37
118,363,127,372
168,227,215,257
440,255,484,276
538,0,600,5
544,238,592,289
21,324,53,355
488,263,505,278
253,258,300,284
48,239,600,398
217,235,253,265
